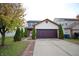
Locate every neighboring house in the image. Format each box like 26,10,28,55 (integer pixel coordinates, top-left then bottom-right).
34,19,59,38
54,18,79,38
27,20,41,36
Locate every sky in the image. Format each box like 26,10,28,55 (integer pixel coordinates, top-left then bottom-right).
0,0,79,21
23,0,79,21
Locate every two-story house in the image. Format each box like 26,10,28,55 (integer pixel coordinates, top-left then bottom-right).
54,18,79,38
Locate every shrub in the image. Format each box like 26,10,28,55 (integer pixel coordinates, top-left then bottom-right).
32,28,36,39
20,28,24,38
74,33,79,39
14,27,21,41
24,28,28,37
59,25,64,39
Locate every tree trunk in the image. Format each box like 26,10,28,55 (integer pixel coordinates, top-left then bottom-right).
1,33,5,46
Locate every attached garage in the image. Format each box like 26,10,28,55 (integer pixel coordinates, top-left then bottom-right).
34,19,59,38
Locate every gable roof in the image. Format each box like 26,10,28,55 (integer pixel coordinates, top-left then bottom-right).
34,19,59,27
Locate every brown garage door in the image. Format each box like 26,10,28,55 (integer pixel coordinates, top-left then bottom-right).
37,29,57,38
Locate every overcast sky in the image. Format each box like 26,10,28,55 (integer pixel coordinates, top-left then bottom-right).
23,0,79,21
0,0,79,21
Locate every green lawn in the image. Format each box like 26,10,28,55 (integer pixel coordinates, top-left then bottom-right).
0,37,29,56
65,39,79,45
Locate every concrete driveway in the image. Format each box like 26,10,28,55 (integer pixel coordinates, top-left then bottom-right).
33,39,79,56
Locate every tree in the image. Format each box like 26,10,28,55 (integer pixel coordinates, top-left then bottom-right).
59,24,64,39
32,28,36,39
14,27,21,41
0,3,25,46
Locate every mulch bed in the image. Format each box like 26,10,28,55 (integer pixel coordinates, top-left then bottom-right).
21,40,35,56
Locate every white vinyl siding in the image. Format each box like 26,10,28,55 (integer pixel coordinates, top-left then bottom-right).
64,29,71,34
73,30,79,33
72,25,79,29
35,21,58,29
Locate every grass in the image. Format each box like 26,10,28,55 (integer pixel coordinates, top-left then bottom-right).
65,39,79,45
0,37,30,56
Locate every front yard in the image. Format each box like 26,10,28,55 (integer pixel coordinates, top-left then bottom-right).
65,39,79,45
0,37,30,56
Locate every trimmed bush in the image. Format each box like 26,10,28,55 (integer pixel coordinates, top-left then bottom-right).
14,27,21,41
59,25,64,39
32,28,36,39
20,28,24,38
24,28,28,37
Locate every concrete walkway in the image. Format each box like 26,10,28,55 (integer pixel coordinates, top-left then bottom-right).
33,39,79,56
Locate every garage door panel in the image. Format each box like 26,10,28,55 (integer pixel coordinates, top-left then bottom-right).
37,29,57,38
